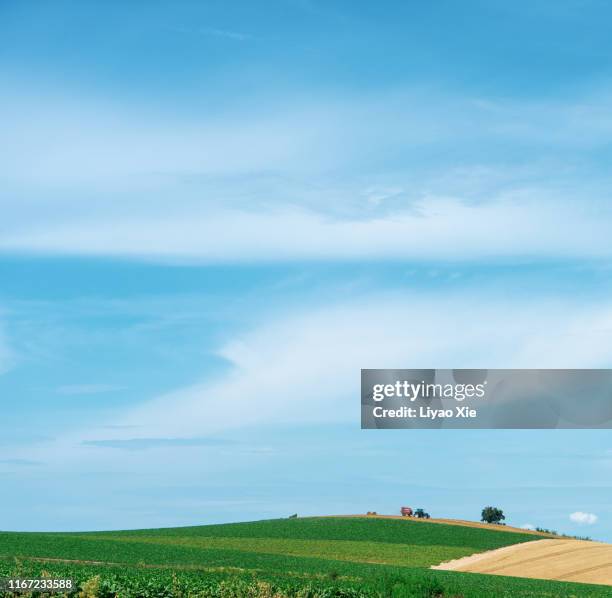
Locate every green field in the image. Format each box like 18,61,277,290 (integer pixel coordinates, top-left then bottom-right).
0,517,609,597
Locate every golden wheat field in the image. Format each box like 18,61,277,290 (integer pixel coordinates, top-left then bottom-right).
433,538,612,586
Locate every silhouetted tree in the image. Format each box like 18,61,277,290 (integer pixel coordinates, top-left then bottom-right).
481,506,505,524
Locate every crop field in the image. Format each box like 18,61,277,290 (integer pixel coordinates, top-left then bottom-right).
1,517,610,597
435,537,612,586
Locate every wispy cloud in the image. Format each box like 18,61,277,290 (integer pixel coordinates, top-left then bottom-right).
3,197,612,262
56,384,126,396
0,435,54,447
201,27,252,41
82,437,235,451
66,291,612,441
3,84,612,263
170,25,253,41
101,425,141,431
0,318,15,376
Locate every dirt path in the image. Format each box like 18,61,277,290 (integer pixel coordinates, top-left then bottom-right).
433,538,612,586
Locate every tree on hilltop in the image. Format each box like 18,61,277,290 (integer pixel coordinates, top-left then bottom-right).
481,506,505,524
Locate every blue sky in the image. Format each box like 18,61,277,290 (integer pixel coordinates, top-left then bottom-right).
2,0,612,540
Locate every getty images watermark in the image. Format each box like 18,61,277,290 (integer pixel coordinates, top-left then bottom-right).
361,369,612,429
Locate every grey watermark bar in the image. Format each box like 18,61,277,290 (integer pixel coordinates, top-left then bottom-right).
361,369,612,429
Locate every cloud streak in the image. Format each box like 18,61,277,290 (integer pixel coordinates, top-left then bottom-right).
2,197,612,263
67,291,612,442
56,384,126,396
200,27,252,41
82,437,235,451
3,84,612,263
0,459,42,466
0,319,15,376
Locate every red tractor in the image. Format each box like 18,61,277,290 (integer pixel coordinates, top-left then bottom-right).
400,506,413,517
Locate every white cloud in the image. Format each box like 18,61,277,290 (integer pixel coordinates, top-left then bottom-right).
4,83,612,188
521,523,535,530
65,292,612,442
3,84,612,263
2,197,612,262
11,289,612,479
569,511,598,525
0,86,372,188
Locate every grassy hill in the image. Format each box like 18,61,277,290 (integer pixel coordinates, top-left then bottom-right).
0,517,609,597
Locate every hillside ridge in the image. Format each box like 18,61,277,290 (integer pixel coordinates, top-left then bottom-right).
319,514,559,537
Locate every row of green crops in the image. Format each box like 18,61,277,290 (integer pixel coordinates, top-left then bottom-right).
79,518,541,552
1,518,609,597
1,556,611,598
0,518,540,571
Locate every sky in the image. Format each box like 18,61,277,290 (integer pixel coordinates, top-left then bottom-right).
1,0,612,540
